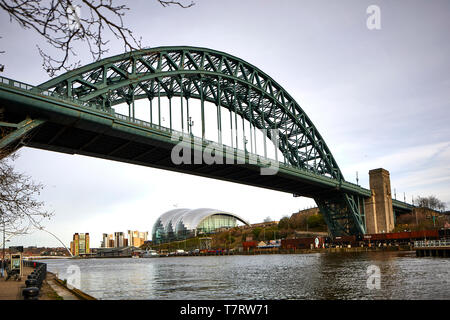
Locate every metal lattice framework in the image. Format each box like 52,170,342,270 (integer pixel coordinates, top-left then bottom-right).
32,46,365,236
39,46,342,179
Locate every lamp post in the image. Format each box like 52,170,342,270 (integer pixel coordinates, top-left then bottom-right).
188,117,194,137
244,136,248,153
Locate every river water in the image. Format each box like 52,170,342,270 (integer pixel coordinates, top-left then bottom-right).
38,251,450,300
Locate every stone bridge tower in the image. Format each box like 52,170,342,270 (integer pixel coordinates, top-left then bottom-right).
364,168,395,234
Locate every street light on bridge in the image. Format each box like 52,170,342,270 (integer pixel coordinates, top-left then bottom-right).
188,117,194,137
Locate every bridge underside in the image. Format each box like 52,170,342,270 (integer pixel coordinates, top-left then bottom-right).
0,89,369,237
1,45,385,237
16,119,346,199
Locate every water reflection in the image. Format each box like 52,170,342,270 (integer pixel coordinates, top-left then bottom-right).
38,251,450,300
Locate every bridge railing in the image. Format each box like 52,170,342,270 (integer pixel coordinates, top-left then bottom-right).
414,240,450,248
0,75,352,184
114,112,283,166
117,112,334,178
0,77,35,90
0,75,110,112
1,75,287,166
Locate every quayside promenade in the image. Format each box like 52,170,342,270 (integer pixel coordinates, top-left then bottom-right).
0,266,92,300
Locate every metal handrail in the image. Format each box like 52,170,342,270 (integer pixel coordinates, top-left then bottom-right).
0,76,106,111
1,75,288,164
414,240,450,248
0,75,354,180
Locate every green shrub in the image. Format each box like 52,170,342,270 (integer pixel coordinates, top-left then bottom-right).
307,214,326,228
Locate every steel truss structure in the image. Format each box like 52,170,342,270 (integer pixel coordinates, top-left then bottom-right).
2,46,371,236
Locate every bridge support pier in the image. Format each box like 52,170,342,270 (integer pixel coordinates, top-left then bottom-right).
315,193,366,237
364,168,395,234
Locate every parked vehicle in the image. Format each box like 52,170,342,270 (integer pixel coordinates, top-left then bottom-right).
142,250,159,258
159,250,169,257
176,249,188,256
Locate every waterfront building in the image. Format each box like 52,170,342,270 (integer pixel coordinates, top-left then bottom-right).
96,246,135,258
108,235,114,248
152,208,250,244
70,233,90,256
101,233,115,248
127,230,149,247
101,233,107,248
114,232,125,248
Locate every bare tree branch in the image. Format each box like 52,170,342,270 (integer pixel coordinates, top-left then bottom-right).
0,151,53,237
158,0,194,8
416,195,446,211
0,0,195,76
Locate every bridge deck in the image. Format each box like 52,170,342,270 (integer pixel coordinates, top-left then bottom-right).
0,76,372,199
0,72,414,238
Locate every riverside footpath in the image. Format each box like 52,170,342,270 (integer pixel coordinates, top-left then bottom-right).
0,264,93,300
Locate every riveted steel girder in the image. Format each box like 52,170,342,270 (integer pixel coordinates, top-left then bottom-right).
39,46,342,180
0,117,45,158
0,46,376,237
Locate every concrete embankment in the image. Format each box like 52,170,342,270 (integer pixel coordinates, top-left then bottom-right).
131,245,414,257
240,245,413,255
45,271,97,300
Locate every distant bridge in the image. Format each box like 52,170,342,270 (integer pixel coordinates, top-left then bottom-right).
0,46,413,237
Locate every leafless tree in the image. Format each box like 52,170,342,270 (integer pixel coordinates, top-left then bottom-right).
416,195,446,212
0,0,195,76
0,151,52,239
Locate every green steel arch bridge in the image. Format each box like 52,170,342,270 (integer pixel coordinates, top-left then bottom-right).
0,46,412,237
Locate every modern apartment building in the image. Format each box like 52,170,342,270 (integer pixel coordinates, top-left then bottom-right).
70,233,90,256
114,232,125,248
101,233,115,248
99,231,148,248
127,230,149,247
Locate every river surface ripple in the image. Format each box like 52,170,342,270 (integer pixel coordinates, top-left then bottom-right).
39,251,450,300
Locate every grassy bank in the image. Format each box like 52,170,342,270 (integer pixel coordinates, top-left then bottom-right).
142,218,329,252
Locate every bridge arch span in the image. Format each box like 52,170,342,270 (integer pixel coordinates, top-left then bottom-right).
0,46,369,237
39,46,342,180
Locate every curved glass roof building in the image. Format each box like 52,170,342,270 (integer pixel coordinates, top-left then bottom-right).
152,208,250,244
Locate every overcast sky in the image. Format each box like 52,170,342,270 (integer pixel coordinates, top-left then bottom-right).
1,0,449,248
